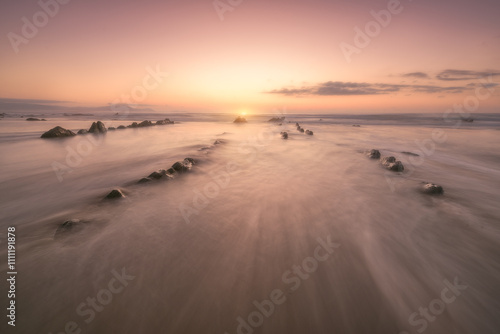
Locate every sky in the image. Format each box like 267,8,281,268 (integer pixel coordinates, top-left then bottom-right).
1,0,499,114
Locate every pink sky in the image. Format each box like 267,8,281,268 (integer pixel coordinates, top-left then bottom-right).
1,0,499,113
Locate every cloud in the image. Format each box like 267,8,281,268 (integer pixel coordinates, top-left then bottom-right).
0,98,69,104
266,81,469,96
402,72,429,79
436,69,500,81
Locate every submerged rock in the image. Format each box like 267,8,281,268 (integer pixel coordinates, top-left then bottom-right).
420,183,444,195
108,127,116,131
352,124,361,127
117,125,126,129
41,126,76,138
367,149,381,159
214,139,224,145
77,129,88,135
26,117,42,121
280,131,288,139
233,116,247,123
401,151,420,157
54,219,85,239
381,156,404,172
105,189,125,199
305,130,314,135
88,121,107,133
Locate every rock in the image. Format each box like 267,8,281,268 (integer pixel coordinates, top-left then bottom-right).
305,130,313,135
171,158,195,173
41,126,76,138
420,183,444,195
128,122,138,128
295,123,300,127
401,151,420,156
214,139,223,145
352,124,361,127
299,128,304,133
88,121,107,133
280,131,288,139
26,117,41,121
381,156,404,172
233,116,247,123
148,170,167,179
41,119,47,121
77,129,88,135
367,149,381,159
155,118,174,125
117,125,126,129
137,120,153,127
104,189,125,199
54,219,85,239
268,117,285,122
138,177,152,183
108,127,116,130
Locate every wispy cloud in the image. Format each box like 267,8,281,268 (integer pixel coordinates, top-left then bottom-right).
436,69,500,81
402,72,429,79
267,81,468,96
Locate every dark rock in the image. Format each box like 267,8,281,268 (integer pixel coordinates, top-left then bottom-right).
26,117,41,121
77,129,88,135
401,151,420,156
88,121,107,133
171,158,195,173
105,189,125,199
305,130,313,135
367,149,381,159
137,120,153,127
299,128,304,133
420,183,444,195
268,117,285,122
295,123,300,127
280,131,288,139
54,219,85,239
233,116,247,123
128,122,138,128
148,170,167,179
381,156,404,172
352,124,361,127
166,167,176,175
214,139,223,145
41,126,76,138
138,177,152,183
156,118,173,125
108,127,116,131
117,125,126,129
41,119,47,121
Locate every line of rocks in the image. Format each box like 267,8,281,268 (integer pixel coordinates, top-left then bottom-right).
295,123,313,135
41,118,174,138
54,157,196,239
366,149,444,195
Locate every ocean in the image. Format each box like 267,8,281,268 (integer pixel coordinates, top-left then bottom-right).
0,111,499,334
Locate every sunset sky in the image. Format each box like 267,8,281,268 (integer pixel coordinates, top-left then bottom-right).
1,0,499,114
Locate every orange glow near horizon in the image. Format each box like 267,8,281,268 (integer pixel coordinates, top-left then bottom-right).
0,0,499,113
